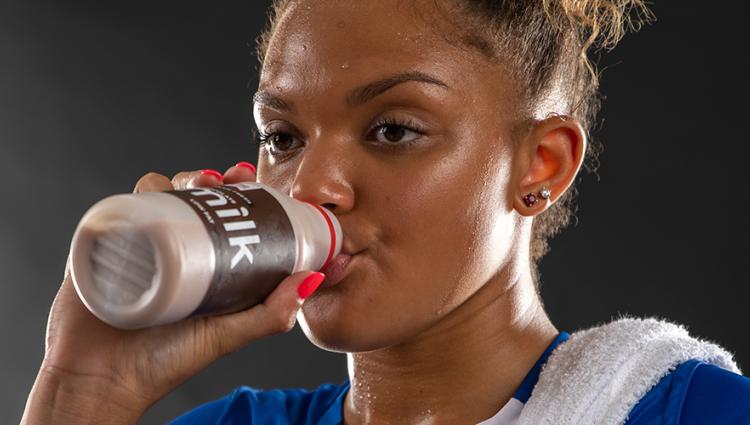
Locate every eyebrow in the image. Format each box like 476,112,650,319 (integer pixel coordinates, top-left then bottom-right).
252,71,450,113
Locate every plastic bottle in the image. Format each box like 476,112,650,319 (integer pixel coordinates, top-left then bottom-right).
68,182,342,329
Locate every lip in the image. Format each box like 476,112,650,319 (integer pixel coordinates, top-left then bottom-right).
320,252,359,288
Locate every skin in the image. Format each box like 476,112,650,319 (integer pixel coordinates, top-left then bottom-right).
254,1,586,423
22,0,586,424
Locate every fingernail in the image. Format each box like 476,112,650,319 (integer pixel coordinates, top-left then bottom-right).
200,169,224,183
235,161,257,174
297,272,326,300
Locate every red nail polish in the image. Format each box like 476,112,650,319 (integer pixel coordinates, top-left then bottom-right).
297,272,326,300
235,161,257,174
200,169,224,182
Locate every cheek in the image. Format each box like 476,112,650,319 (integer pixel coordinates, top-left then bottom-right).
256,151,294,192
374,141,513,313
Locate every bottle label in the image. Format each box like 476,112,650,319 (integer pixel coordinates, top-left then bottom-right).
166,183,296,316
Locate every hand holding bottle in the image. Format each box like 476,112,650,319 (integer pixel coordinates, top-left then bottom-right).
21,164,327,425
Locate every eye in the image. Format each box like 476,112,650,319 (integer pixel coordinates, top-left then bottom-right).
369,117,424,146
253,116,425,157
255,130,303,156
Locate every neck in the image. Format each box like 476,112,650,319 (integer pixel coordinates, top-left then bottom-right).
343,266,558,425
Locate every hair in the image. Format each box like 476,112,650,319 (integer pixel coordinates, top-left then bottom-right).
254,0,654,288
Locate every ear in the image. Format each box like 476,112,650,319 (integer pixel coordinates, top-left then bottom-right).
513,116,587,217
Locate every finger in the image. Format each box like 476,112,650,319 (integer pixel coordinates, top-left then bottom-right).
133,172,173,193
204,271,326,356
223,161,257,184
171,169,224,190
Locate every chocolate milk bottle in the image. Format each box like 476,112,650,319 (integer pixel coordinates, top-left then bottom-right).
69,182,342,329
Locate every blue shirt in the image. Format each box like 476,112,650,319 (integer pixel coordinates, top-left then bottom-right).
170,332,750,424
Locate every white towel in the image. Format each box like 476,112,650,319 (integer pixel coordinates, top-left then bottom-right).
517,317,741,425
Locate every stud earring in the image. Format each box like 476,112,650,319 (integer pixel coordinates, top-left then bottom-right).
522,186,551,207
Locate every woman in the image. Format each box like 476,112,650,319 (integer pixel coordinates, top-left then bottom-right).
21,1,750,424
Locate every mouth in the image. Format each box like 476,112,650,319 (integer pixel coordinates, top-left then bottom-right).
319,251,362,288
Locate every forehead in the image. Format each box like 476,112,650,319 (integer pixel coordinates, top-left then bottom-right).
259,0,512,101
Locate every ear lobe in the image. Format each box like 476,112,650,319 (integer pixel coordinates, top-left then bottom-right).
515,117,587,216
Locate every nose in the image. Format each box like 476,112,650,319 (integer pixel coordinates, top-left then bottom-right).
289,136,355,214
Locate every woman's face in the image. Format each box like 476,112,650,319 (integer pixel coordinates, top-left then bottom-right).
255,0,524,352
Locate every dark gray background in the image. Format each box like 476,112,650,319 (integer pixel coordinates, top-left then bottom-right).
2,1,748,423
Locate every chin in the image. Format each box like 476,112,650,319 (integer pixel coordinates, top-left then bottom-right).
300,323,383,353
296,289,407,353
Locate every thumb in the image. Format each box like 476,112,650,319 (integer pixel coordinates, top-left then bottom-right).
203,271,326,356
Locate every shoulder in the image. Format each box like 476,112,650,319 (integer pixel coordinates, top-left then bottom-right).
680,361,750,424
168,380,349,425
626,360,750,425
